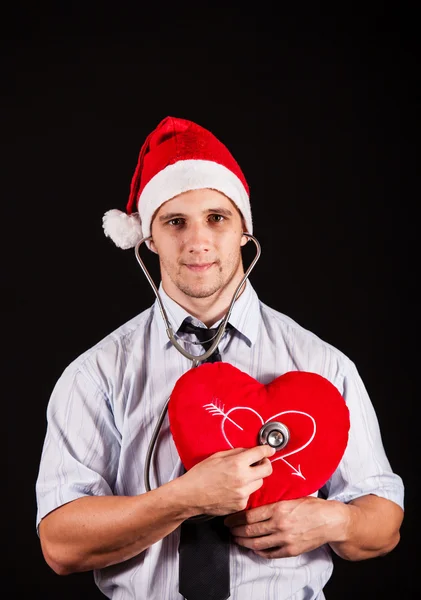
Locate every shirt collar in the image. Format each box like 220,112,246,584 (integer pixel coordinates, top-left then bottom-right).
153,280,260,349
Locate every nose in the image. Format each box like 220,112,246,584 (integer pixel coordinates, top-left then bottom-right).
184,222,211,254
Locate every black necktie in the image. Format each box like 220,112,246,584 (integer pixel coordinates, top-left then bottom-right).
178,320,231,600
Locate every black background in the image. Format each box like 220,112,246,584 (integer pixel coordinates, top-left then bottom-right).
3,3,417,598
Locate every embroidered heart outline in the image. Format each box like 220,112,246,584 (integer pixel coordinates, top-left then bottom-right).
204,403,316,480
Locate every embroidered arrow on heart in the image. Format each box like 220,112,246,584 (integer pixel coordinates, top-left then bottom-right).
203,401,316,479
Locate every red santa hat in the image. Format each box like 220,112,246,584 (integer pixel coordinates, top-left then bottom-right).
102,116,252,249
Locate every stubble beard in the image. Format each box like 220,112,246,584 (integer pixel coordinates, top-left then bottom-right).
164,253,242,300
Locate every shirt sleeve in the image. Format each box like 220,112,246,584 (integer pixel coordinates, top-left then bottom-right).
320,360,404,509
35,359,121,530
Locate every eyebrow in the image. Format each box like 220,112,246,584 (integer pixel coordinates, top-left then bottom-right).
158,207,234,222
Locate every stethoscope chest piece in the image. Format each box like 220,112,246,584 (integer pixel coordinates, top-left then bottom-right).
258,421,290,450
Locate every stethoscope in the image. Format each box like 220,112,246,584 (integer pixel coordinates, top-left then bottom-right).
134,233,290,511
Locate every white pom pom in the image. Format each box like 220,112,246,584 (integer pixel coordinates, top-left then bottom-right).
102,209,143,250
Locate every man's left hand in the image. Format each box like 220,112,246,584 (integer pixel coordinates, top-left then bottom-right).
224,496,347,559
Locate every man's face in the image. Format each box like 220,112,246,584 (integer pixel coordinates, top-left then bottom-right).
150,189,247,300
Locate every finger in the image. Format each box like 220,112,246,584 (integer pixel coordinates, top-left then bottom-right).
249,457,273,479
229,519,274,538
244,478,265,496
224,511,247,527
213,447,247,458
225,503,274,527
241,444,276,466
243,460,273,485
254,546,287,559
233,533,279,551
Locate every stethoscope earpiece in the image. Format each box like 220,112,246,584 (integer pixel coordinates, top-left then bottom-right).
258,421,290,450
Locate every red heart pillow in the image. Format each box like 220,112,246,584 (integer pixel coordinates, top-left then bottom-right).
168,363,350,509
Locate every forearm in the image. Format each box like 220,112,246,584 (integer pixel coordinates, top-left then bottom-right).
329,494,403,561
39,478,197,575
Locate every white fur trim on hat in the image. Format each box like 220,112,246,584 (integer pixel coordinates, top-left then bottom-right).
138,159,252,239
102,209,143,249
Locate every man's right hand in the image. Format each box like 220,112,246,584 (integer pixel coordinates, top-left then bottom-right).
38,444,275,574
180,445,276,516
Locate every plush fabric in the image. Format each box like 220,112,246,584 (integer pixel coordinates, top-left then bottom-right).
168,363,350,509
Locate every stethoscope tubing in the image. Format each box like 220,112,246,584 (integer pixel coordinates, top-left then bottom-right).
134,233,261,518
134,233,261,367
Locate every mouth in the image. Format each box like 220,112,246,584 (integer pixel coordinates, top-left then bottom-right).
184,262,215,273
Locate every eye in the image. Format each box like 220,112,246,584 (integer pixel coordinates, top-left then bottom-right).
209,214,225,223
167,218,185,227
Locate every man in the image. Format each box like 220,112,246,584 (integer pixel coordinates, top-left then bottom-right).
35,116,404,599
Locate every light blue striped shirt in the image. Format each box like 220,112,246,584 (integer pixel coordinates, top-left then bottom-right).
35,281,404,599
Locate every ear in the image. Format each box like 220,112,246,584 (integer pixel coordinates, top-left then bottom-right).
149,239,159,254
240,216,249,246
